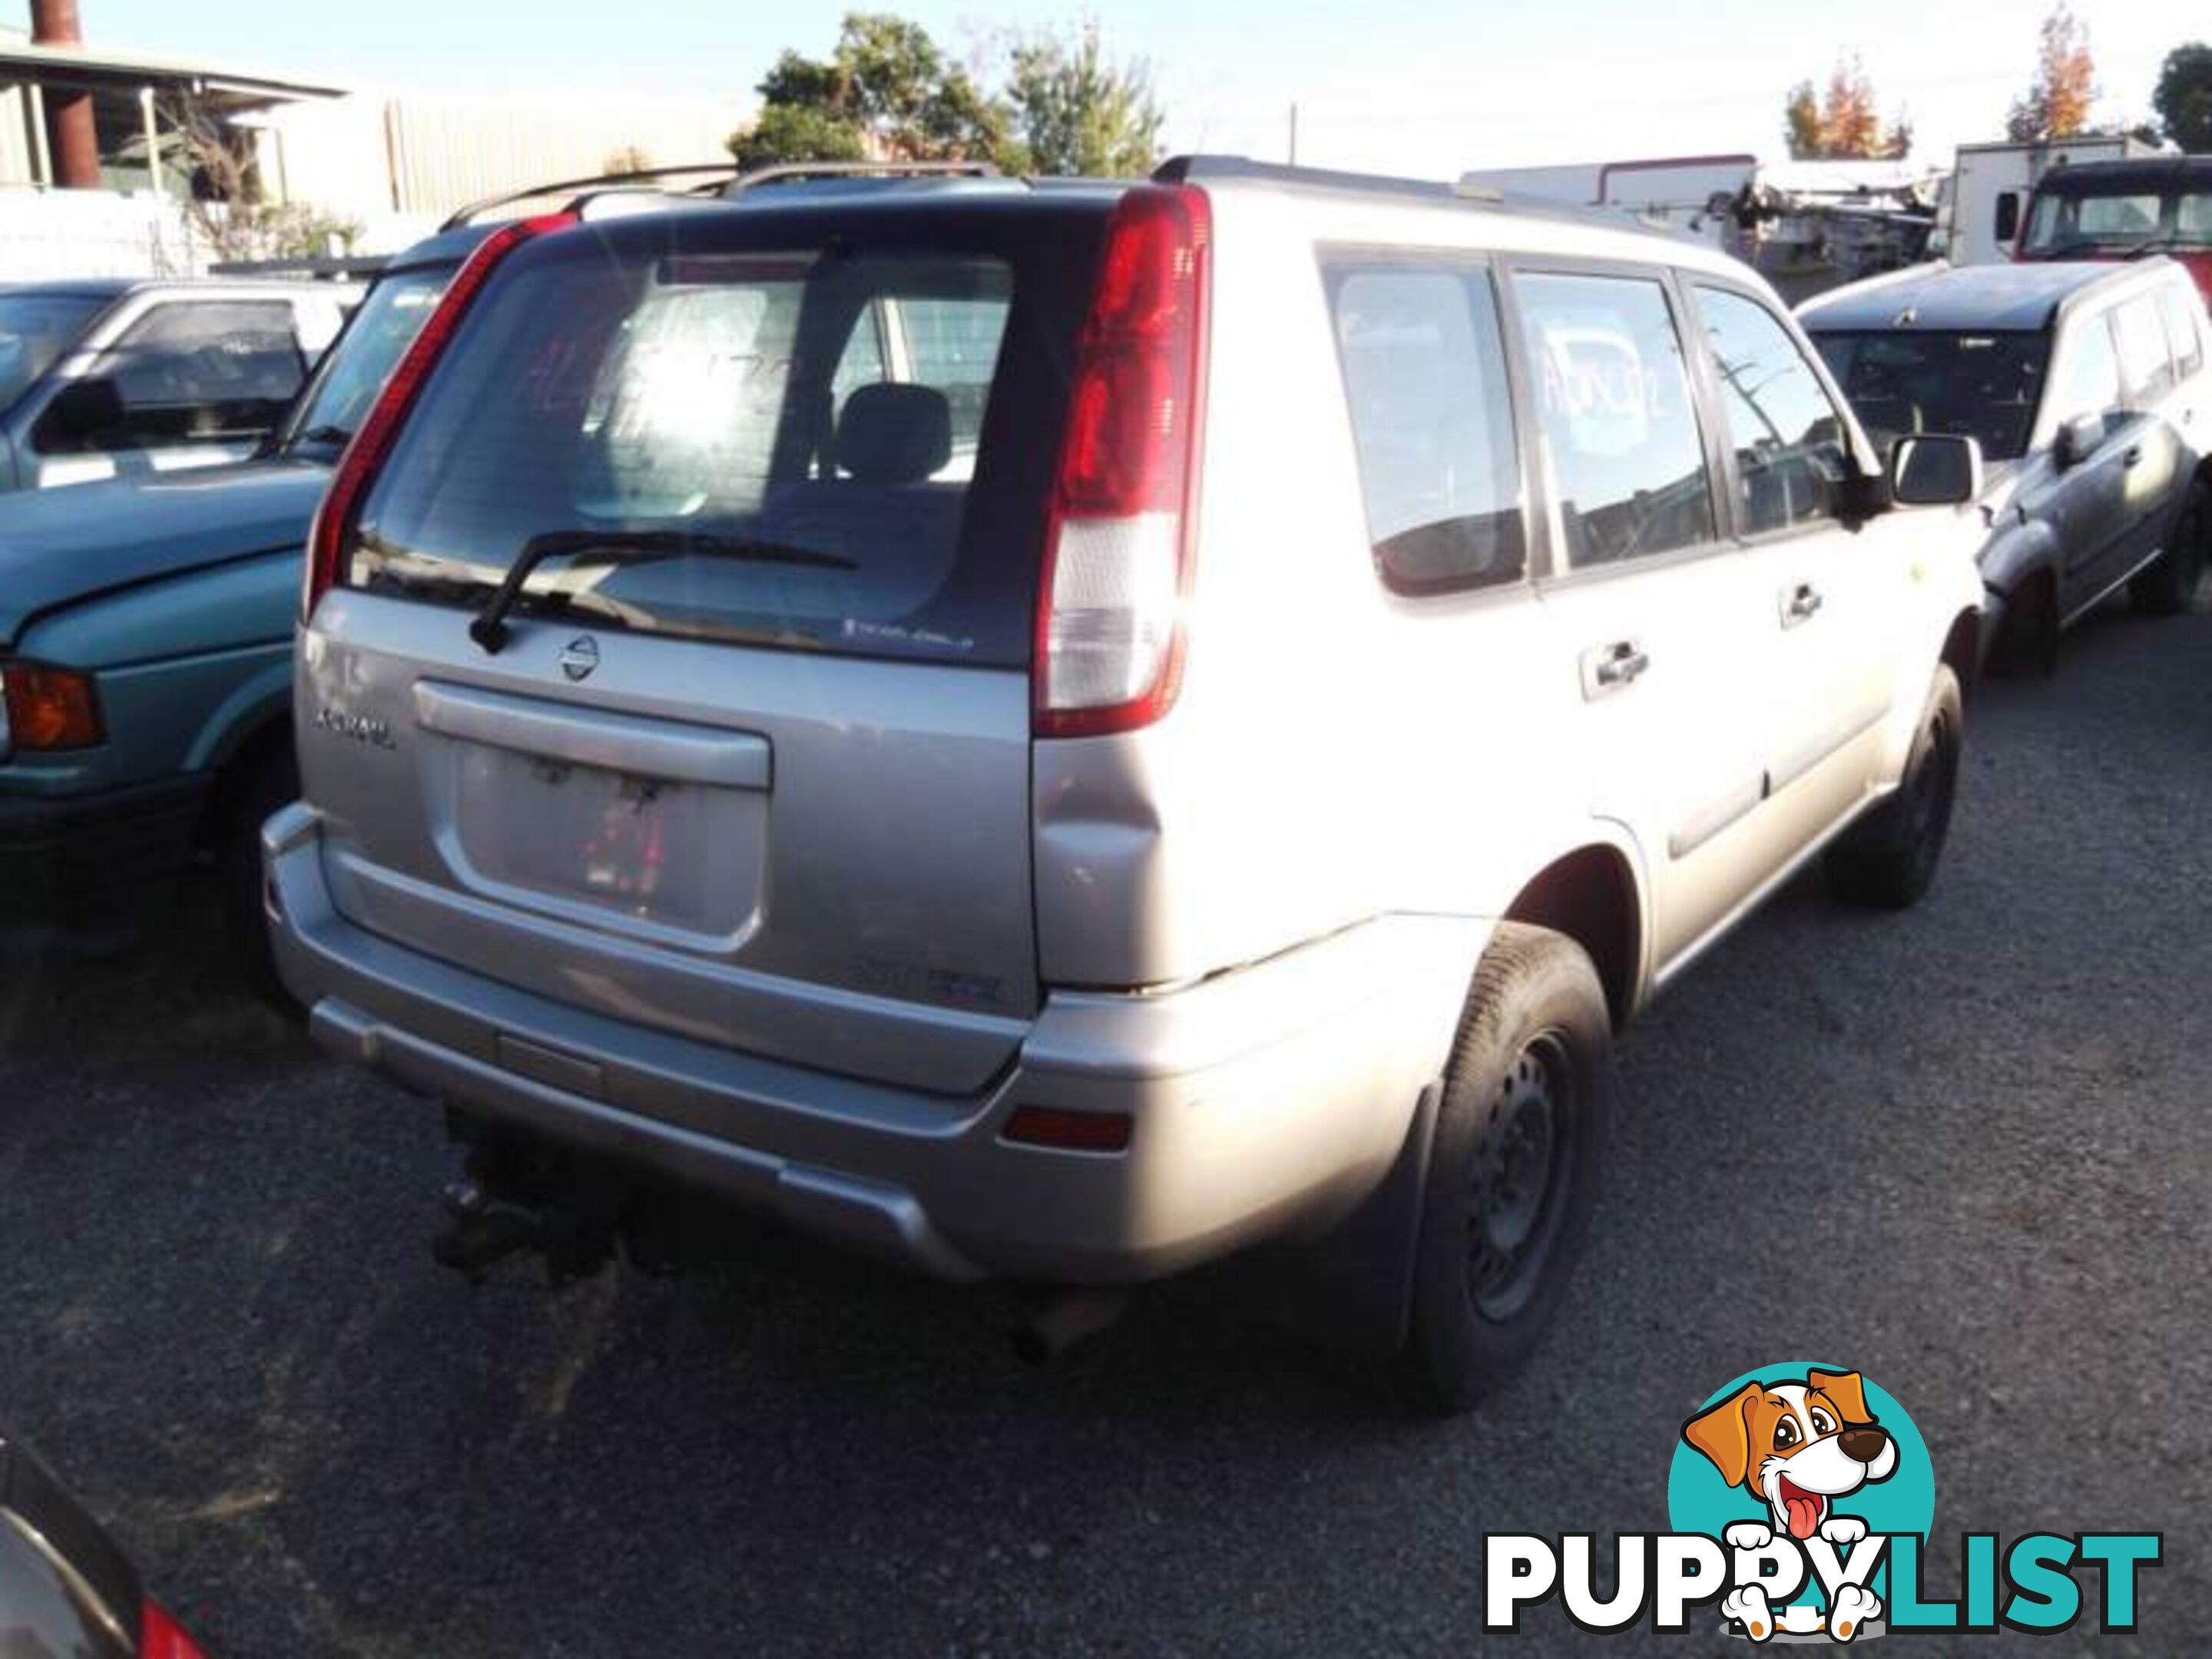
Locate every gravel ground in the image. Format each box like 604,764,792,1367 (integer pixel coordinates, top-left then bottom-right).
1,598,2206,1657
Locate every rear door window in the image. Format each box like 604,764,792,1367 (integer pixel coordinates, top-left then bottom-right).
1511,270,1716,568
2045,313,2124,443
2157,283,2205,379
39,299,304,452
348,220,1071,666
1694,286,1850,536
1324,261,1525,592
2113,296,2177,407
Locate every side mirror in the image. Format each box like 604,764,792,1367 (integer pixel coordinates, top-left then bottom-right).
2051,412,2102,471
1890,432,1983,507
43,375,125,445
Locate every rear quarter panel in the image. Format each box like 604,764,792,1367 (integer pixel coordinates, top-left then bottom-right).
1031,185,1664,994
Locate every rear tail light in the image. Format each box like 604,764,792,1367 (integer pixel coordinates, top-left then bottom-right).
1035,185,1211,737
301,212,578,621
140,1601,207,1659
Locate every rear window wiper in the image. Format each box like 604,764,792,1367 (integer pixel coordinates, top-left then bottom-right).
469,528,857,654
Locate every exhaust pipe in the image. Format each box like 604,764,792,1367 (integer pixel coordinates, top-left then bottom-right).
1012,1291,1127,1366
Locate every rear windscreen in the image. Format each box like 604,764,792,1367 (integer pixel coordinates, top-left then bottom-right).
1811,329,2049,462
348,211,1094,666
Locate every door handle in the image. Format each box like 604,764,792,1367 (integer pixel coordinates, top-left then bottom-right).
1582,639,1650,698
1780,582,1824,627
2123,445,2144,468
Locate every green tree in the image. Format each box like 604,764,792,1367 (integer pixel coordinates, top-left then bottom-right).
730,13,1017,171
1783,80,1824,160
1007,23,1164,177
2154,42,2212,152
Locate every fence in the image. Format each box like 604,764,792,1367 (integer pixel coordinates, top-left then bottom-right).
0,184,200,279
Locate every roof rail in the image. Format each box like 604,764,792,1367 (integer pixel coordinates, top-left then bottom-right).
440,159,1012,232
1154,153,1684,239
439,161,742,231
722,160,1005,194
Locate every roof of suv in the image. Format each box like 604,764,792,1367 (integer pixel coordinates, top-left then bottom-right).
1799,259,2157,332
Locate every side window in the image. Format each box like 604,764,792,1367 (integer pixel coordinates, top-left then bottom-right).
2112,296,2176,407
1994,190,2021,245
2157,283,2205,380
2045,313,2123,441
1325,263,1525,593
1512,270,1715,568
36,299,305,454
1696,286,1850,536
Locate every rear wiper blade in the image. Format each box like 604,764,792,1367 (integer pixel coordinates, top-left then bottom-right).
469,528,856,654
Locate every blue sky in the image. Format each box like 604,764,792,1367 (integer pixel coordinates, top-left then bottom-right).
9,1,2191,175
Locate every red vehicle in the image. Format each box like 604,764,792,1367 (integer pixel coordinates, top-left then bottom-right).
2015,156,2212,304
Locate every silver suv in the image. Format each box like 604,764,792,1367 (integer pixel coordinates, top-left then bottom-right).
267,159,1984,1408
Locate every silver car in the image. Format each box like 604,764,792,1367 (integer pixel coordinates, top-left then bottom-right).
268,159,1984,1409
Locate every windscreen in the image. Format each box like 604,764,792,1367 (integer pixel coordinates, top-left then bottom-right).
348,225,1052,666
2021,181,2212,257
281,268,451,454
1811,329,2049,462
0,293,104,410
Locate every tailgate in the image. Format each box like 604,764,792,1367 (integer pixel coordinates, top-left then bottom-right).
299,591,1035,1094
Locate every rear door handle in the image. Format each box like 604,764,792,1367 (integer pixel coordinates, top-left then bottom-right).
1780,581,1824,627
1581,639,1650,698
2123,445,2144,468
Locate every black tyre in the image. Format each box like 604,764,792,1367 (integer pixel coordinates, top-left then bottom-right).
216,739,300,1008
1995,577,2058,679
1401,922,1614,1414
2128,477,2210,617
1825,664,1962,910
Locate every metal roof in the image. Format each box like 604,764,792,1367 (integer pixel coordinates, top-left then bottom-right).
0,41,343,104
1799,260,2135,332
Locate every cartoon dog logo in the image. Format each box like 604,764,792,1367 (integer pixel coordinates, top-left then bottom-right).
1682,1368,1898,1642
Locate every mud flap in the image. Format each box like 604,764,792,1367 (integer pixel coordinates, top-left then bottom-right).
1236,1083,1440,1355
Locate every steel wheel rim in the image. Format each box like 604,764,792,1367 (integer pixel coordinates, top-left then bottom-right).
1466,1031,1575,1322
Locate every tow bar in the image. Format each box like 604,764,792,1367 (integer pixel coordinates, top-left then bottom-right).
432,1171,618,1288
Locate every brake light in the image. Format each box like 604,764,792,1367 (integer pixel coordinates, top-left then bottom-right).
301,212,578,620
1035,185,1210,738
141,1600,208,1659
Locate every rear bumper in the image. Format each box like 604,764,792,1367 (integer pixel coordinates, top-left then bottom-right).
265,803,1485,1285
0,773,207,919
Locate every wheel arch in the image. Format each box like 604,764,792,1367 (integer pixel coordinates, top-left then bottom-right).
194,711,298,855
1940,603,1984,692
1499,840,1646,1031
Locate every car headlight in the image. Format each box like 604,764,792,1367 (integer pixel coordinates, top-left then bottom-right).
0,661,104,756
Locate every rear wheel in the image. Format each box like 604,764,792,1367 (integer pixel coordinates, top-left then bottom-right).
216,738,300,1008
1825,664,1962,910
1400,922,1614,1414
2128,477,2210,617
